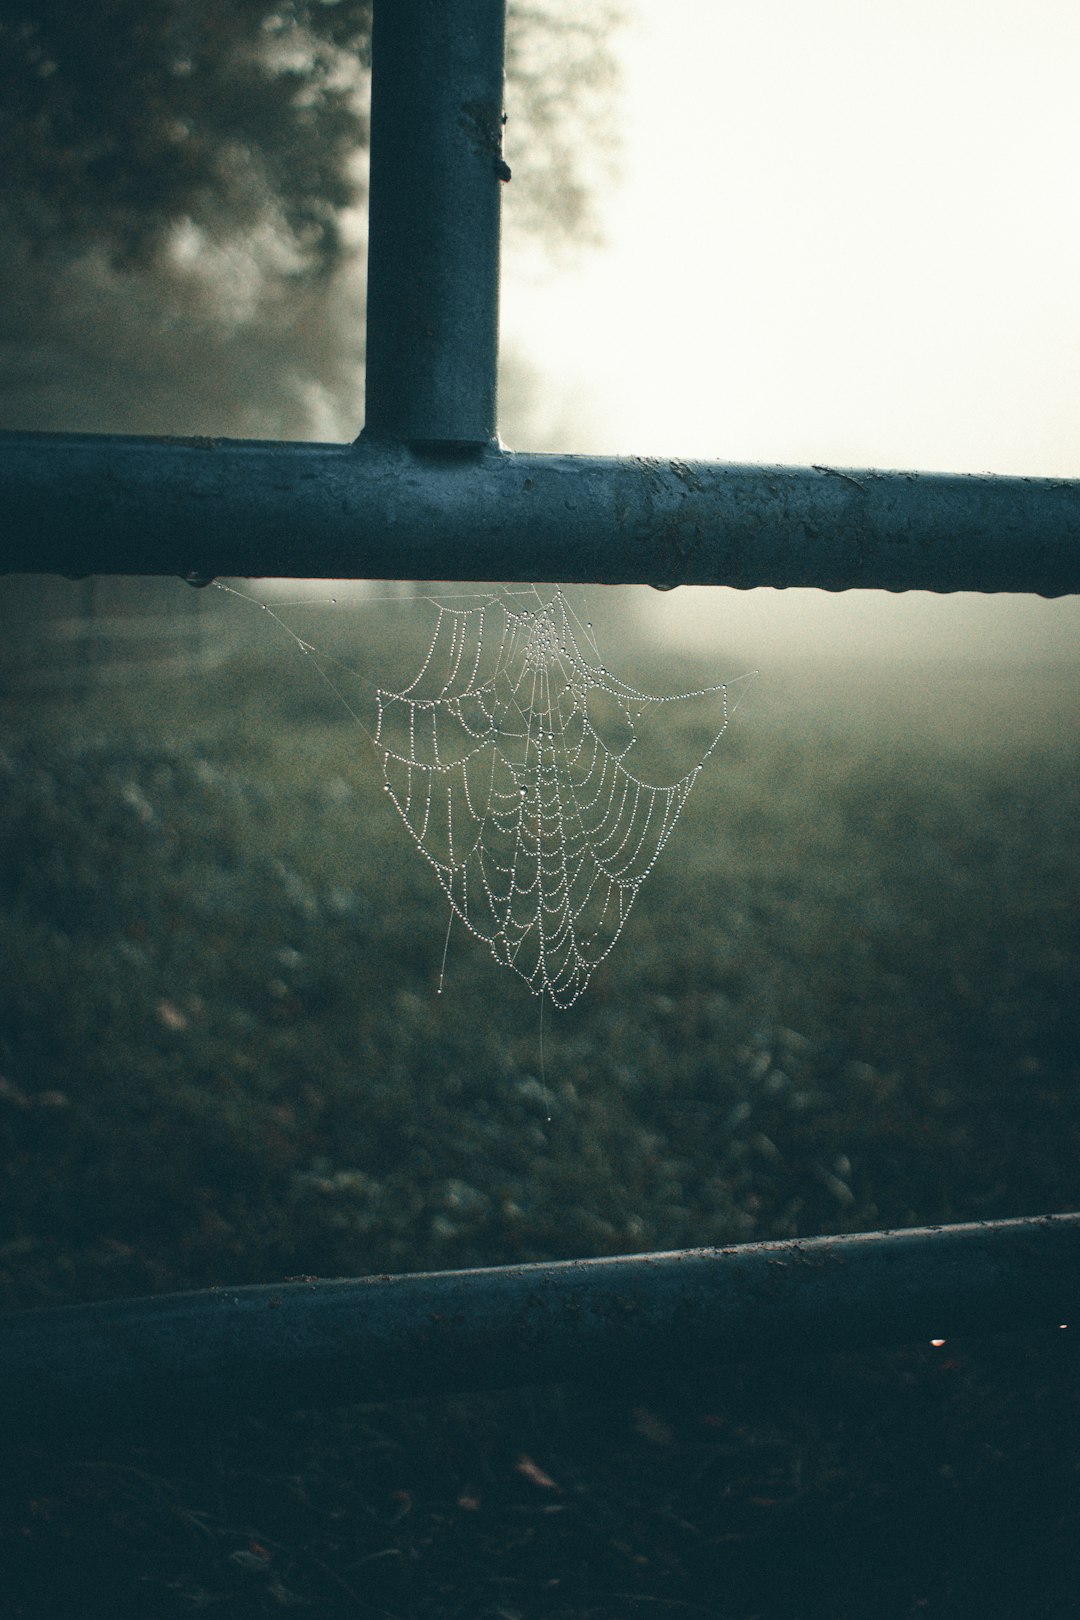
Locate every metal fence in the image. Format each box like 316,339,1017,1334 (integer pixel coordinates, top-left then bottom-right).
0,0,1077,1433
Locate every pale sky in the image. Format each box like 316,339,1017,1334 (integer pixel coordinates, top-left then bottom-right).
499,0,1080,661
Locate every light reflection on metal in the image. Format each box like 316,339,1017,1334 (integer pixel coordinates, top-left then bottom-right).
0,0,1077,1442
2,433,1079,596
0,1215,1076,1440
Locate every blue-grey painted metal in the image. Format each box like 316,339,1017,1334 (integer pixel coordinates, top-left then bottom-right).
0,4,1076,1441
364,0,507,446
0,1216,1075,1439
1,431,1079,594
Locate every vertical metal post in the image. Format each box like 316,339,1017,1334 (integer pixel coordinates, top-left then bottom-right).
363,0,508,449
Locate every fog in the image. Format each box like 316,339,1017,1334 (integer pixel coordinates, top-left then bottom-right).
499,0,1080,664
638,586,1080,668
4,2,1077,668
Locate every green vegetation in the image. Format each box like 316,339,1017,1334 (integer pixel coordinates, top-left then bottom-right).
1,599,1078,1616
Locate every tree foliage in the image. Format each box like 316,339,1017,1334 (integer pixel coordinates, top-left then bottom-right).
0,1,618,276
0,1,371,272
0,1,620,441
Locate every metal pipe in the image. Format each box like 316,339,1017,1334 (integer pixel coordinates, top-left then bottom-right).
1,1216,1076,1439
363,0,507,447
1,433,1079,594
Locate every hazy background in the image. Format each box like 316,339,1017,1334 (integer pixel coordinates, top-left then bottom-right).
3,1,1077,670
499,0,1080,665
3,14,1078,1610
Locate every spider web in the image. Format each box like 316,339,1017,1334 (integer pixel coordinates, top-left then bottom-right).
374,586,748,1008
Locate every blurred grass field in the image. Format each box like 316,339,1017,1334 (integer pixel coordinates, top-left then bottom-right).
1,583,1078,1617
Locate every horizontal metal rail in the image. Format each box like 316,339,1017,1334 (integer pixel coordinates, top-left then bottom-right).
1,1216,1076,1440
1,431,1079,593
1,9,1075,1441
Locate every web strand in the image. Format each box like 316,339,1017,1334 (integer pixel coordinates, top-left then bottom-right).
376,586,750,1008
216,581,752,1009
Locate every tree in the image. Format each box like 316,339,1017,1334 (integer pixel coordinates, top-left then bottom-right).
0,2,621,441
0,1,372,275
